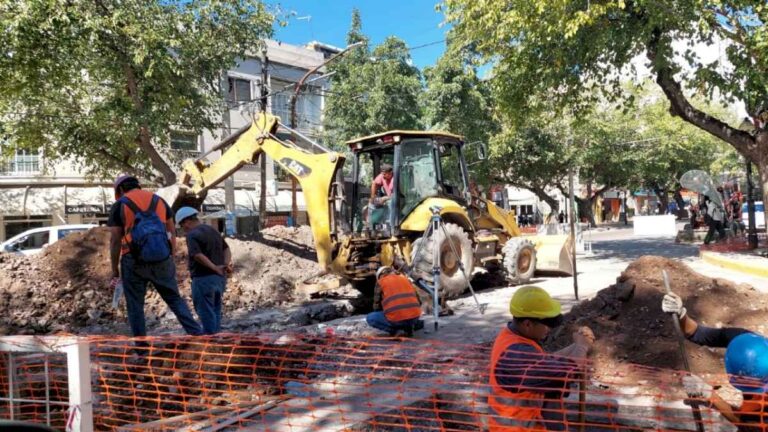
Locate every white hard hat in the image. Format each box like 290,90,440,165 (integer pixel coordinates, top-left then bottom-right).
376,266,393,280
175,207,199,225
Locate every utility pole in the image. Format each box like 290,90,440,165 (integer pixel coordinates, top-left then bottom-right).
289,41,363,226
568,165,579,300
746,157,758,249
223,77,236,236
259,47,268,229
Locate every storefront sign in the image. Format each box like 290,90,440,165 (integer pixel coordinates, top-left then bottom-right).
65,204,105,214
203,204,226,213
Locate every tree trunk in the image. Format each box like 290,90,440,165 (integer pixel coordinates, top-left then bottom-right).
652,184,669,214
528,184,560,213
758,158,768,231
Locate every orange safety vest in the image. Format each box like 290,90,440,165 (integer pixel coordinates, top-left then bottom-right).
488,327,547,432
119,189,169,256
379,274,421,322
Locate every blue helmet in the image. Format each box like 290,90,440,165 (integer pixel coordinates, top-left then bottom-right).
725,333,768,393
175,207,199,226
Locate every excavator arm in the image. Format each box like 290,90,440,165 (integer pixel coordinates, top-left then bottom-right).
159,113,345,269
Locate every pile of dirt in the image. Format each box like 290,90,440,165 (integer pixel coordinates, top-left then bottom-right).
545,256,768,384
0,225,329,335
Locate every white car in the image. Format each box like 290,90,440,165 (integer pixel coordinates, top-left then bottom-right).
742,201,766,229
1,224,97,256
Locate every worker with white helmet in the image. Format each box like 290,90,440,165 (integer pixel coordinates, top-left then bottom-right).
176,207,232,335
366,266,424,337
488,286,595,431
662,293,768,428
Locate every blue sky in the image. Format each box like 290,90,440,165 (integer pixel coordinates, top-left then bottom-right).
268,1,449,69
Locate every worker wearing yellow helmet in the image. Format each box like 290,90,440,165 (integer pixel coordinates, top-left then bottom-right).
488,286,595,432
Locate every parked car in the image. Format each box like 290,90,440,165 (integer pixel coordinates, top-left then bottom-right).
742,201,766,229
1,224,96,255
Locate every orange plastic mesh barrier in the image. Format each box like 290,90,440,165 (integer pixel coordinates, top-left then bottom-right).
0,350,72,428
700,233,767,252
2,333,766,431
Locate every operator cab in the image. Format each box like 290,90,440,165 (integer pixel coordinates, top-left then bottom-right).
346,130,469,237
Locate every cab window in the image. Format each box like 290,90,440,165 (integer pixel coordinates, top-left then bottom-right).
438,143,466,199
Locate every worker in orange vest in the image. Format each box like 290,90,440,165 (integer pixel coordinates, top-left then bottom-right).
488,286,595,431
366,266,424,337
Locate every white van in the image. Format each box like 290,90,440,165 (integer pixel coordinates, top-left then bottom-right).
1,224,97,256
742,201,766,229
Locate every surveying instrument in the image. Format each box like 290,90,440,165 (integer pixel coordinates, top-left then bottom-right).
408,206,486,331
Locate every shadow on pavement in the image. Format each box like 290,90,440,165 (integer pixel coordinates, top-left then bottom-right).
590,237,699,261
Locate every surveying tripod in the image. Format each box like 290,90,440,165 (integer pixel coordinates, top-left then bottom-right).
408,206,485,331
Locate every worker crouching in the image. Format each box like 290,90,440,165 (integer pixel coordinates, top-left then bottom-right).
489,286,595,431
366,266,425,337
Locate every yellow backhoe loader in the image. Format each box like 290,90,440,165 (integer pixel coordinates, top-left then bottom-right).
158,113,573,300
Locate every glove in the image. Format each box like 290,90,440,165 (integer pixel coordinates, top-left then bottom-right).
110,277,121,289
683,374,712,400
573,326,596,348
661,293,686,318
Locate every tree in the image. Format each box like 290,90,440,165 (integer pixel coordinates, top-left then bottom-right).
444,0,768,211
0,0,274,185
323,10,422,147
422,41,498,146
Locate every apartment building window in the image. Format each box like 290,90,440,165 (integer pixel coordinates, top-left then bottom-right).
0,148,40,175
170,132,199,154
227,77,252,103
270,80,321,129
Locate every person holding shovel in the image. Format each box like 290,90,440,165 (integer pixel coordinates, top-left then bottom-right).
662,292,768,430
488,286,595,431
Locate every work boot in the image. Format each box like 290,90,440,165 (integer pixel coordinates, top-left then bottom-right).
414,320,425,331
404,327,414,338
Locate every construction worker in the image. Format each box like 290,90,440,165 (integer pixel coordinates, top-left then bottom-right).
176,207,232,335
366,266,424,337
489,286,595,431
662,293,768,430
369,163,394,226
108,175,202,339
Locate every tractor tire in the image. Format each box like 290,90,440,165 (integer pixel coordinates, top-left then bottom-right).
502,238,537,285
410,223,474,299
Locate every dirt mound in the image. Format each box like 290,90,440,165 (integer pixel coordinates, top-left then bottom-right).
0,225,326,335
545,256,768,383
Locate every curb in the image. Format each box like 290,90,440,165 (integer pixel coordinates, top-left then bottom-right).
700,250,768,278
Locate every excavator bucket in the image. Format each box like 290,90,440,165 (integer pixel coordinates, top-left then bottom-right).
529,234,574,276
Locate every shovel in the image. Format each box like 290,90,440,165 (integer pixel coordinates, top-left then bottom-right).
662,270,705,432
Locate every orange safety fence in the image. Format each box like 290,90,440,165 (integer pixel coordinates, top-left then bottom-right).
0,332,764,431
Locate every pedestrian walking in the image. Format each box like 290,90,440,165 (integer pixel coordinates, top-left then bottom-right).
108,175,202,339
176,207,232,335
704,198,727,244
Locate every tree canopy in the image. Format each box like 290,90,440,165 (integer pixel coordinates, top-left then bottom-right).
444,0,768,204
323,9,422,147
0,0,274,185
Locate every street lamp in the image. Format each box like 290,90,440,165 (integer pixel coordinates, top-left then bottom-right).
287,41,364,225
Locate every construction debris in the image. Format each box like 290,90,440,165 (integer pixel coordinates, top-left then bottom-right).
0,226,355,335
546,256,768,394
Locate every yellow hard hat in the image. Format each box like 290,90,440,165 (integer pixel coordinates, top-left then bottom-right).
509,286,562,319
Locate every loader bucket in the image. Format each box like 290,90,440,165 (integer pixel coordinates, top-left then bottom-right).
529,234,574,276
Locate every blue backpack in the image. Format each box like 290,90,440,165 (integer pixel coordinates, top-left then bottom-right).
121,195,171,263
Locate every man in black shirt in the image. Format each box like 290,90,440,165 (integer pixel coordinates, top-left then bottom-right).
662,293,768,430
176,207,232,334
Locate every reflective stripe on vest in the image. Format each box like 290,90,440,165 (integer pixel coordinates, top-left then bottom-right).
488,327,546,432
120,190,168,256
379,274,421,322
